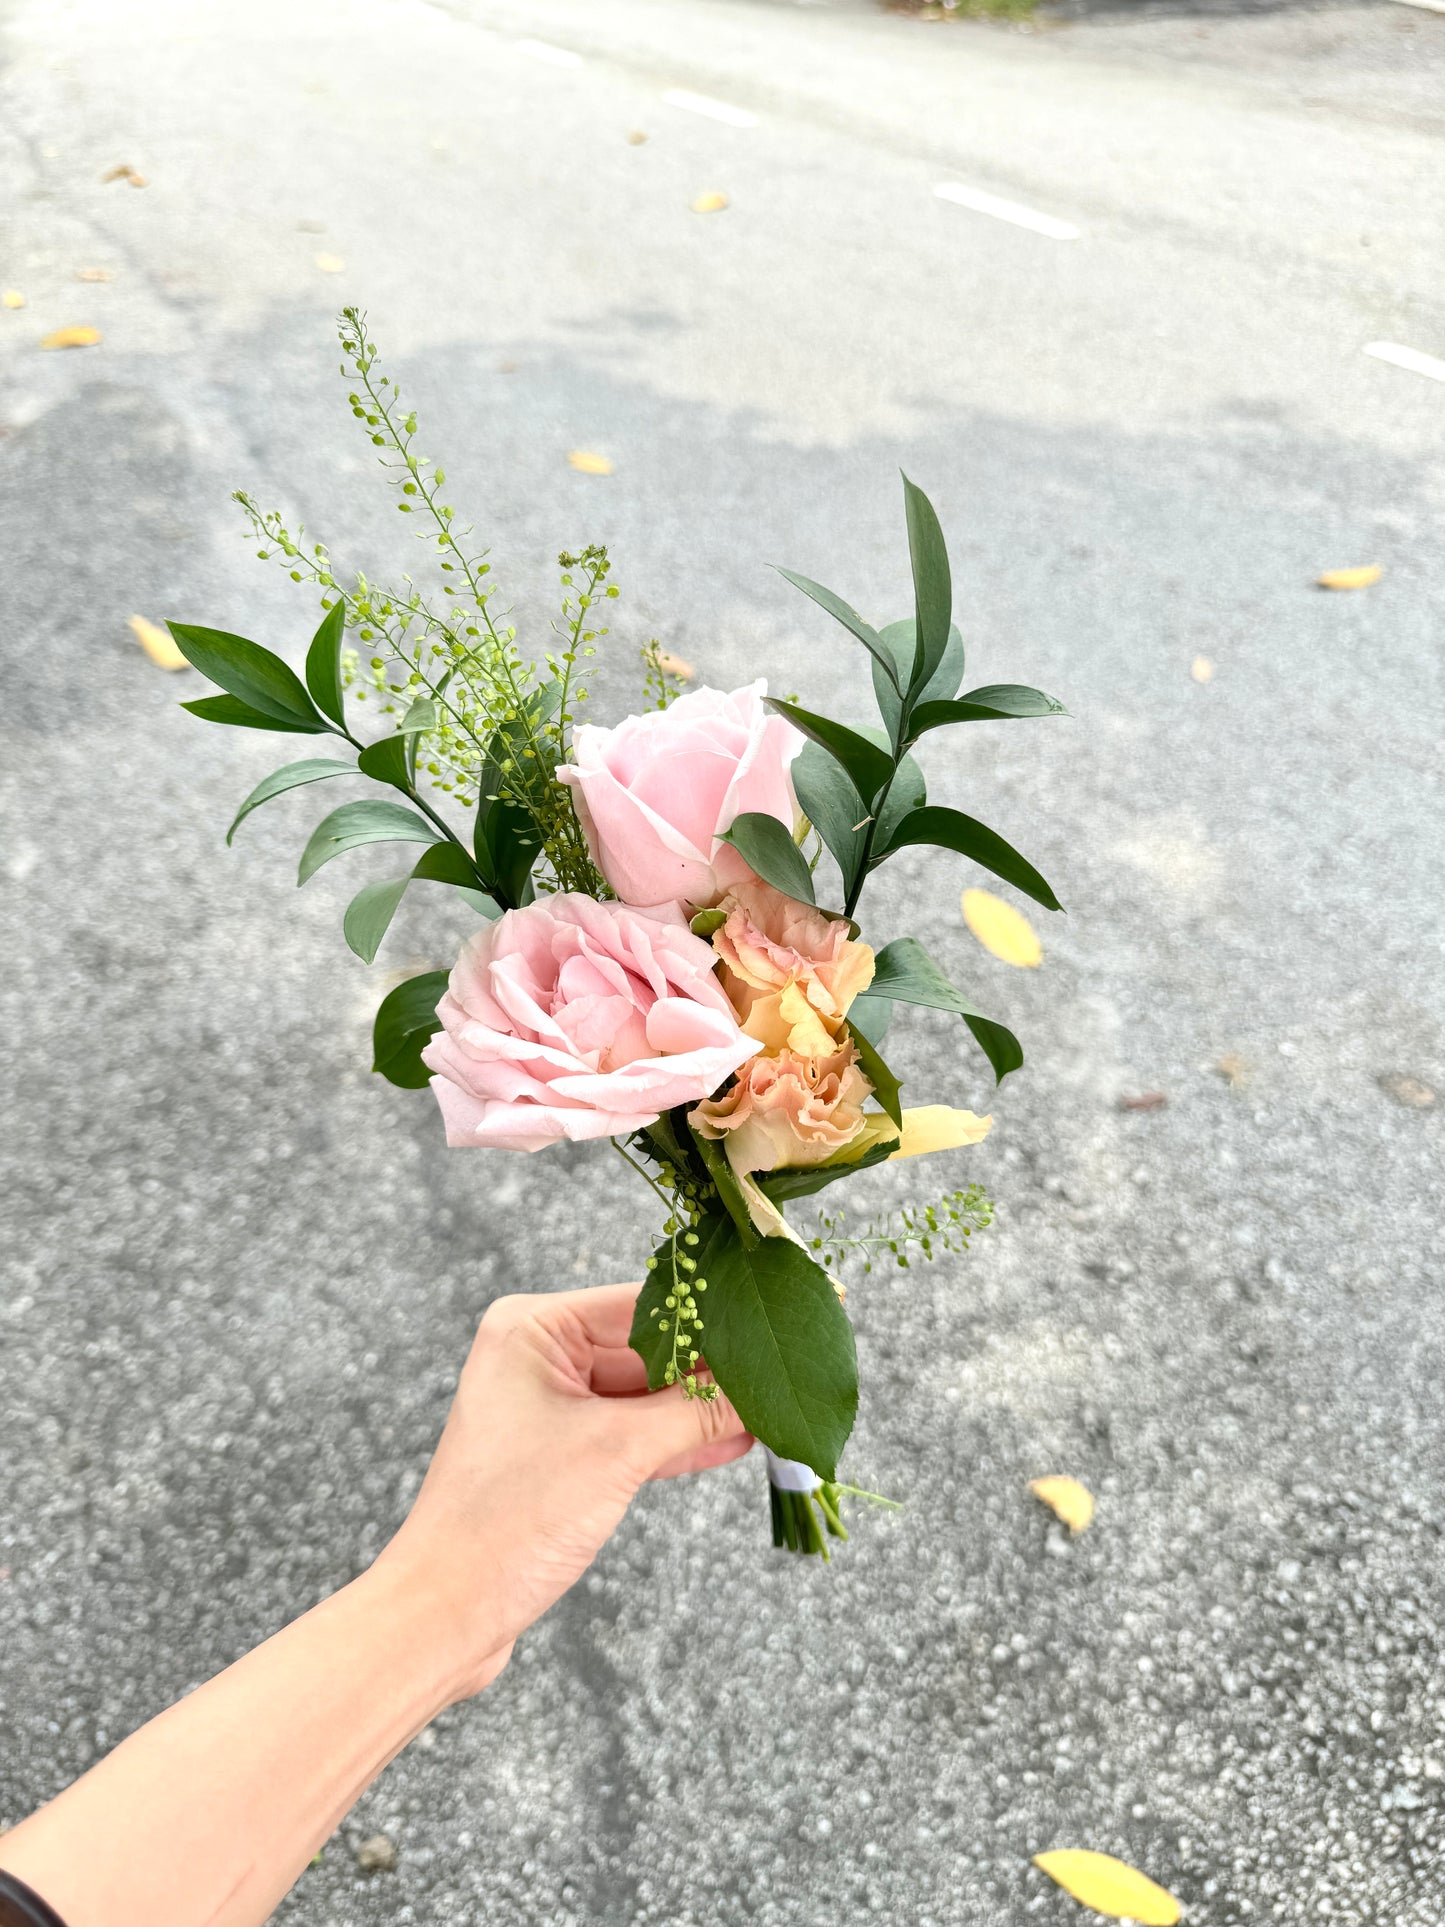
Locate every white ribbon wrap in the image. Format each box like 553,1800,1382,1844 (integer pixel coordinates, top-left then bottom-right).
766,1448,821,1494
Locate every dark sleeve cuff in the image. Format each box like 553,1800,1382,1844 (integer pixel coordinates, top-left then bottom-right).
0,1871,70,1927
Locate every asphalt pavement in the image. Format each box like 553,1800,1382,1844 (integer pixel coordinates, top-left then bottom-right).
1,0,1443,1921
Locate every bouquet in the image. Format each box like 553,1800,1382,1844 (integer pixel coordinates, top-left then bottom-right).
168,310,1065,1557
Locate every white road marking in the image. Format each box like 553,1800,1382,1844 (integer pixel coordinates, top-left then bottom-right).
934,181,1080,242
1363,340,1445,383
661,88,757,129
518,39,583,69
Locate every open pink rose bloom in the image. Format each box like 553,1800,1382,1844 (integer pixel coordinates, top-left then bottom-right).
423,894,760,1151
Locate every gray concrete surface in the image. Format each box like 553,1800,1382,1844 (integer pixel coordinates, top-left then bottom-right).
1,0,1442,1920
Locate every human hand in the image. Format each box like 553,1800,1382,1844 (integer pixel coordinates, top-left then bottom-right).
374,1283,752,1696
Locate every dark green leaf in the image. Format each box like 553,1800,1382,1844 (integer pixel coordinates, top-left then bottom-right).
304,602,347,727
875,748,926,851
765,697,895,806
908,684,1067,737
356,733,411,791
755,1137,894,1203
869,936,1023,1083
344,875,412,964
371,969,450,1088
846,992,894,1046
872,619,962,741
689,1216,858,1477
720,813,815,906
226,758,358,844
690,1129,760,1246
298,799,440,885
180,694,330,734
774,567,901,694
411,841,488,891
793,741,866,896
845,1017,902,1127
900,474,952,691
876,804,1060,912
167,622,321,725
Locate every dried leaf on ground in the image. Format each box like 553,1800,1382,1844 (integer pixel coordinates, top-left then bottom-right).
1318,565,1382,591
315,252,345,273
101,163,147,186
1214,1053,1249,1087
1034,1849,1180,1924
2,290,25,309
1029,1476,1094,1535
962,887,1041,967
567,449,613,475
625,129,648,144
40,325,100,350
691,190,730,213
1118,1091,1167,1112
1191,655,1214,683
129,614,189,671
1377,1071,1436,1110
76,266,114,282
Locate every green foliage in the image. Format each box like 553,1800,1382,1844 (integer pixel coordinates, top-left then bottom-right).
868,936,1023,1083
296,799,440,886
811,1183,994,1278
877,803,1060,912
225,758,358,844
371,970,450,1087
720,812,816,906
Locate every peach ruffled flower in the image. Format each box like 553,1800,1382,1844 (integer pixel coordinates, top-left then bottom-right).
712,880,875,1059
691,1042,873,1177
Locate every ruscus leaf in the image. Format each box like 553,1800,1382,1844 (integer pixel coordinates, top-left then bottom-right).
344,875,412,963
793,744,866,898
371,969,450,1087
297,799,440,885
845,1017,903,1127
773,567,902,694
868,936,1023,1083
877,805,1061,913
721,813,815,905
180,694,330,734
909,684,1067,736
168,622,322,726
304,601,347,726
764,698,895,806
226,758,358,844
900,473,952,691
356,734,412,791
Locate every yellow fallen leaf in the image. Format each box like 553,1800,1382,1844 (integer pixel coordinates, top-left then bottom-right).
40,325,101,350
315,252,345,274
691,190,729,213
625,129,648,145
76,266,114,282
962,888,1041,968
101,163,146,187
1029,1475,1095,1535
1214,1052,1249,1087
1318,564,1381,591
1191,655,1214,683
2,289,25,309
129,614,189,671
1033,1850,1180,1925
567,450,614,475
656,650,695,681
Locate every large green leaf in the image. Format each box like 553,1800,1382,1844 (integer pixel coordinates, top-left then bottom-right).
297,799,440,885
343,875,412,964
180,694,330,735
876,804,1060,913
873,618,963,741
793,742,866,897
755,1136,894,1203
774,566,901,694
371,969,450,1088
226,757,358,845
765,697,895,806
304,602,347,727
908,684,1067,738
900,474,952,692
869,936,1023,1083
410,840,490,893
167,623,321,725
473,729,543,909
845,1016,902,1127
721,812,815,906
636,1215,858,1476
356,733,411,791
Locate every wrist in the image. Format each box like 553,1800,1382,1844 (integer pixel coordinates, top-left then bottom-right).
362,1534,513,1703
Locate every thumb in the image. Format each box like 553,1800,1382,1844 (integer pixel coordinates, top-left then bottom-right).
621,1381,754,1482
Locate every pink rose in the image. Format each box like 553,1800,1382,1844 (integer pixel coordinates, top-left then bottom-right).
712,880,875,1059
556,681,803,909
423,894,760,1152
691,1042,873,1178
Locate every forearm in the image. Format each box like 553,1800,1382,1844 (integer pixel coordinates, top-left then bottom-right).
0,1561,486,1927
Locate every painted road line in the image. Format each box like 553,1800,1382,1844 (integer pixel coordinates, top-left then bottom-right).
934,181,1079,242
1364,340,1445,383
661,88,757,129
518,39,583,69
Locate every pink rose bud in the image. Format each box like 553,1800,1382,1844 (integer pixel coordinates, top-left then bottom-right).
556,681,803,910
423,895,760,1151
